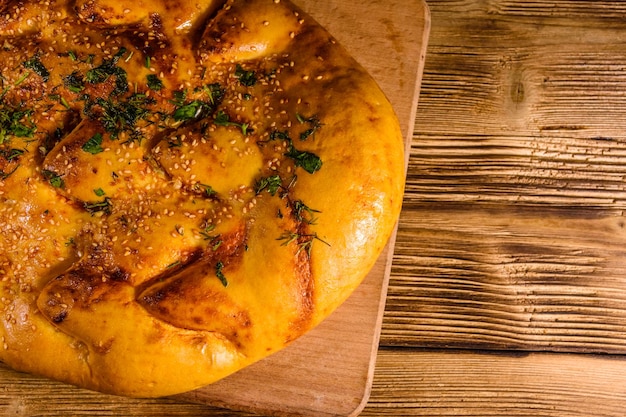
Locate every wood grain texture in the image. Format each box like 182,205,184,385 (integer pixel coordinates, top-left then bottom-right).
0,0,429,416
363,349,626,417
383,0,626,358
386,206,626,352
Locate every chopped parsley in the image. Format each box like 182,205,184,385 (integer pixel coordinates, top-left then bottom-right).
172,85,224,123
64,71,85,93
202,83,225,105
211,239,223,251
200,224,224,251
285,146,323,174
173,100,206,121
81,132,104,154
254,174,282,196
214,110,251,135
171,90,187,106
146,74,163,91
268,129,322,174
88,93,155,141
199,223,217,240
0,105,35,144
23,55,49,82
296,113,322,141
42,169,64,188
215,261,228,287
85,47,129,96
270,130,290,142
84,197,112,215
234,64,256,87
200,223,223,252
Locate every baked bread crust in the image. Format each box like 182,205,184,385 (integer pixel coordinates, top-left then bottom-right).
0,0,405,397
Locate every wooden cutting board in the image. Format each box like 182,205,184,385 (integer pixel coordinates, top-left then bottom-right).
0,1,429,416
178,1,430,416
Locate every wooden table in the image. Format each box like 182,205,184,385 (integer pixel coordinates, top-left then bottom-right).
5,0,626,415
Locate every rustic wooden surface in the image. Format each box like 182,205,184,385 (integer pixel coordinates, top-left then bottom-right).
6,0,626,415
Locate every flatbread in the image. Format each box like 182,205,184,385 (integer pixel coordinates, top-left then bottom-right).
0,0,405,397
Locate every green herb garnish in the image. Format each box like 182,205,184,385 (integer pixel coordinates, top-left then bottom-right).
203,83,224,105
85,47,128,96
234,64,256,87
166,260,182,269
277,231,329,255
42,169,64,188
81,133,104,154
296,114,322,141
84,197,112,215
90,93,154,141
293,200,320,225
254,174,282,196
171,84,224,122
194,182,216,197
285,146,322,174
146,74,162,91
215,261,228,287
173,100,205,121
64,71,85,93
269,130,290,142
199,223,217,240
214,110,250,135
199,224,223,251
171,90,187,106
0,148,24,161
0,105,35,144
23,55,49,81
268,129,322,173
59,96,71,109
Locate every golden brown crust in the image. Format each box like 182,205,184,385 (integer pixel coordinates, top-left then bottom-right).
0,0,404,397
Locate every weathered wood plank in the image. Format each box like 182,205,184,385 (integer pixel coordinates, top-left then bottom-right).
362,349,626,417
416,1,626,140
0,0,428,415
384,206,626,351
382,0,626,354
403,134,626,208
